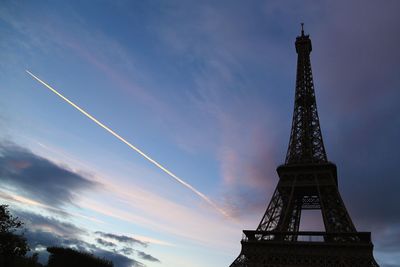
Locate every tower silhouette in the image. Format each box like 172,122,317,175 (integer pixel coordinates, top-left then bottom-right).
230,25,379,267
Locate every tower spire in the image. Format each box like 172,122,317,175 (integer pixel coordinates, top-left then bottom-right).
285,27,327,164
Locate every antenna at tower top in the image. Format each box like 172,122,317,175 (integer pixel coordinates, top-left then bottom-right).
301,23,305,36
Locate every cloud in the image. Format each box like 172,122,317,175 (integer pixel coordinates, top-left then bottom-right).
96,238,116,248
12,209,146,267
26,230,88,252
150,3,283,219
115,247,161,263
0,142,98,207
14,210,85,238
136,251,160,263
95,231,148,247
374,226,400,253
94,249,144,267
79,182,238,252
26,230,143,267
17,211,91,253
119,247,134,256
145,1,299,222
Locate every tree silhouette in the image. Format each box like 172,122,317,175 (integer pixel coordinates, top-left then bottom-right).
47,247,113,267
0,204,29,266
0,205,115,267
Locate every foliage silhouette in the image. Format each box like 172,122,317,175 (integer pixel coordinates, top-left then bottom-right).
8,253,43,267
47,247,113,267
0,204,30,267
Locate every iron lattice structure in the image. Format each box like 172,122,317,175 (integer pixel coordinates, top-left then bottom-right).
285,26,327,165
230,25,379,267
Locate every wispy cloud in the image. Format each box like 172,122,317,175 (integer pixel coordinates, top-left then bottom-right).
96,238,117,248
95,231,148,247
150,2,287,220
78,184,238,251
136,251,160,263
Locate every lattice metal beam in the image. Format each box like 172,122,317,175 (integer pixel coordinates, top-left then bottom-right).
285,29,327,164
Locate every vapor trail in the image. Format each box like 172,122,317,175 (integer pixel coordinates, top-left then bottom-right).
26,70,229,218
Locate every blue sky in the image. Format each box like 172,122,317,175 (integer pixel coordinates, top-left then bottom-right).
1,1,400,267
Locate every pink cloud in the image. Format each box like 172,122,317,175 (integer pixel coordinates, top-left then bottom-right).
8,160,32,170
77,180,239,251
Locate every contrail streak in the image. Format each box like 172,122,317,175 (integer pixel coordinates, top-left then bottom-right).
26,70,229,218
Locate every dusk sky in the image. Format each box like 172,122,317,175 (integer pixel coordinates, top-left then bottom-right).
1,1,400,267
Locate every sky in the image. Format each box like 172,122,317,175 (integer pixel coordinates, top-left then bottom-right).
0,1,399,267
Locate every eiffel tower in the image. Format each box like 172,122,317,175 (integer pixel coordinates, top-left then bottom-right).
230,24,379,267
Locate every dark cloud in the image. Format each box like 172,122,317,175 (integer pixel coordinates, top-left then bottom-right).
94,249,144,267
15,209,86,238
12,209,146,267
136,251,160,263
374,226,400,253
26,230,143,267
26,230,89,251
307,1,400,233
120,247,134,256
95,231,148,247
96,238,116,248
0,142,98,207
11,209,88,252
